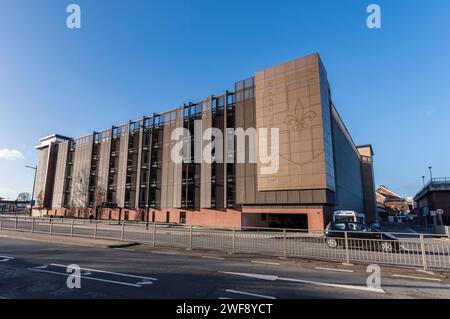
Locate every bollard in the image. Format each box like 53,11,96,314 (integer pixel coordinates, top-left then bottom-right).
283,229,287,258
420,234,428,271
15,216,18,230
120,221,125,242
31,218,35,233
49,218,53,235
0,216,3,229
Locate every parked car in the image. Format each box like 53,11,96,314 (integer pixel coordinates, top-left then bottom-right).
324,221,399,253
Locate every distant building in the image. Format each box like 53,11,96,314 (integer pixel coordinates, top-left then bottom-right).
376,185,413,223
0,199,28,213
414,178,450,226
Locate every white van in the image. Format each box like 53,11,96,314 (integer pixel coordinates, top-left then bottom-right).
333,210,365,224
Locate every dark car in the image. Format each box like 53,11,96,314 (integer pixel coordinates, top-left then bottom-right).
324,221,400,253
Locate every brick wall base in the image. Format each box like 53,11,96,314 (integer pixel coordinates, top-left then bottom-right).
45,206,328,232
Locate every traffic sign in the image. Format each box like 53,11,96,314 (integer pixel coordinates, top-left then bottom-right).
423,207,429,216
430,211,437,217
437,209,444,215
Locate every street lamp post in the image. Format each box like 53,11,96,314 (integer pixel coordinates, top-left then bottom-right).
428,166,433,182
25,165,37,217
422,176,425,187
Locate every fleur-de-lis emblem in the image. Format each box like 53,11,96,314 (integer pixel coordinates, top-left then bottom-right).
284,99,316,132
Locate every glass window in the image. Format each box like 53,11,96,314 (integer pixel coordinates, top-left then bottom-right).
331,223,346,231
347,223,372,232
218,97,224,108
227,94,235,105
183,107,190,118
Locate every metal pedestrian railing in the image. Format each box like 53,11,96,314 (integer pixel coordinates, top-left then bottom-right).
1,215,449,270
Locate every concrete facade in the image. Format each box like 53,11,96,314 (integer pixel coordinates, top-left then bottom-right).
33,53,376,232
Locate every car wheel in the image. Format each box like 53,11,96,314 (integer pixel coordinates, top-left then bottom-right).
381,241,393,253
326,238,338,248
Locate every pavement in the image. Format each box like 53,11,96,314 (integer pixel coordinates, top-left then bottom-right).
0,229,133,248
1,233,450,299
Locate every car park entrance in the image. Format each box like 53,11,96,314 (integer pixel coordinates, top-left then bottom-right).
268,214,308,230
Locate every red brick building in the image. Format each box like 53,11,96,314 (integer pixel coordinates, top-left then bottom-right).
414,178,450,226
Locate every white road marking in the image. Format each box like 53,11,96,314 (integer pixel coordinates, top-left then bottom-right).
225,289,276,299
0,256,14,262
251,261,280,266
50,263,157,281
33,264,49,269
392,274,442,282
220,271,385,294
218,297,232,299
220,271,278,281
407,228,419,234
201,256,225,260
28,268,144,287
277,276,385,293
136,280,154,286
416,269,435,276
315,267,354,273
0,296,10,299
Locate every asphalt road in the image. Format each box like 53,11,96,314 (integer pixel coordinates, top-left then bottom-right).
1,237,450,299
2,217,450,270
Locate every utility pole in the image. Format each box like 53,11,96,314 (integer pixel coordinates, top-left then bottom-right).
25,165,37,217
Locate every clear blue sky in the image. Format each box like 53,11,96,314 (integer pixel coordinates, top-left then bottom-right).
0,0,449,200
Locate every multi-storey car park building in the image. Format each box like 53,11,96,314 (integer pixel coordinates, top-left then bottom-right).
33,53,377,232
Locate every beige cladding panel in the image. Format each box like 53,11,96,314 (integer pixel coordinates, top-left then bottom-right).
160,132,168,209
134,129,143,206
34,147,49,206
173,111,183,207
96,138,111,204
200,107,212,208
70,141,92,208
160,110,183,208
52,142,69,208
255,53,327,191
116,128,129,207
160,123,170,208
